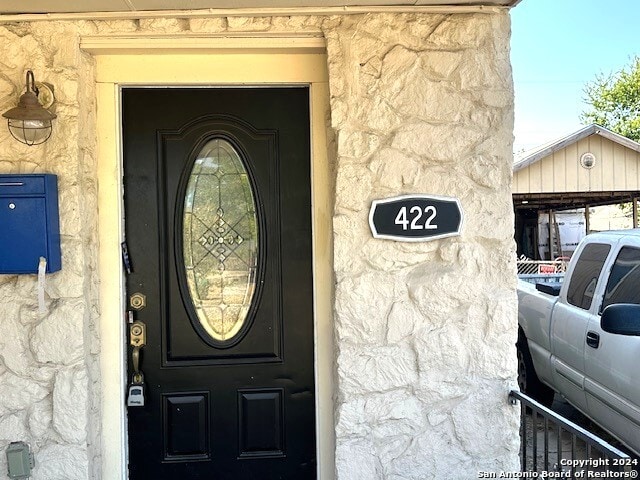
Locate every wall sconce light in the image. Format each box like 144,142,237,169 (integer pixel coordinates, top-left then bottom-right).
2,70,56,146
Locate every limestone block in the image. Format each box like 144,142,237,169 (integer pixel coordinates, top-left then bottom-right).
335,162,373,212
332,214,369,274
270,16,320,31
399,14,449,50
348,36,386,79
358,54,382,81
20,301,42,326
450,382,520,464
429,14,493,49
379,46,419,99
352,96,403,133
19,160,42,173
386,427,471,480
139,17,188,32
189,18,227,33
227,16,272,32
413,323,471,378
337,343,418,395
406,263,479,323
0,75,16,108
326,64,346,101
335,438,382,480
324,39,347,99
53,367,87,444
29,398,53,439
2,35,41,70
0,411,29,442
469,296,518,379
337,130,380,159
337,389,424,439
334,273,395,345
329,99,347,128
0,372,48,414
458,49,508,91
460,193,515,241
0,160,18,173
51,38,80,69
0,309,32,377
385,301,421,344
47,154,78,184
361,240,437,273
368,147,421,190
420,50,464,81
380,54,476,123
58,185,82,236
481,89,512,108
464,154,511,189
45,239,85,299
89,20,139,34
31,300,85,366
32,444,88,480
392,123,484,162
56,78,80,107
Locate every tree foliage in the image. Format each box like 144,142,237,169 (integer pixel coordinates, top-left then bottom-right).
581,57,640,142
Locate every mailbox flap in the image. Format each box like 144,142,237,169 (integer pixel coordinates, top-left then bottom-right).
0,175,46,195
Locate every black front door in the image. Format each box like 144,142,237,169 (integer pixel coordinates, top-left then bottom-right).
122,87,316,479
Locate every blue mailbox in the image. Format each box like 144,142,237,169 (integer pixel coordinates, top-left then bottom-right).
0,174,61,274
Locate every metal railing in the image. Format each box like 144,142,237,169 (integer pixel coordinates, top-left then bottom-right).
509,390,635,477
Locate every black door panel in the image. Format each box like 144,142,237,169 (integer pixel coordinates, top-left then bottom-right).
123,87,315,479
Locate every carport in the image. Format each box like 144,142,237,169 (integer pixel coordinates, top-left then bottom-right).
513,124,640,260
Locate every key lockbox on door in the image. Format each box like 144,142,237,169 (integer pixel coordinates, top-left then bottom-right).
0,174,61,274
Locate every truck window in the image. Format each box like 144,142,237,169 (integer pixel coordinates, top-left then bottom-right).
566,243,611,310
601,246,640,310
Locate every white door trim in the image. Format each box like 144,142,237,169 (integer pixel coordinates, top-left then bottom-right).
90,35,334,480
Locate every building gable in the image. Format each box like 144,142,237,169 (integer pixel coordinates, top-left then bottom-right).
513,125,640,194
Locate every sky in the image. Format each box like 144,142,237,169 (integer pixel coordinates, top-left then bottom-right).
510,0,640,154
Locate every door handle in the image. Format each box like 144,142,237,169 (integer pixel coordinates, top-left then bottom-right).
130,321,147,376
586,331,600,349
128,321,147,407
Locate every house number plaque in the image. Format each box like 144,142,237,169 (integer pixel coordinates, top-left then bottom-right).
369,195,463,242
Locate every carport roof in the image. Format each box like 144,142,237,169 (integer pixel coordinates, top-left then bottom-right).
512,124,640,212
514,124,640,173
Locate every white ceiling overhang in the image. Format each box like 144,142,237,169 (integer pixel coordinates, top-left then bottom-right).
0,0,521,16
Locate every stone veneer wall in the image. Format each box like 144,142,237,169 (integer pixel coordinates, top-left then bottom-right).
0,11,518,480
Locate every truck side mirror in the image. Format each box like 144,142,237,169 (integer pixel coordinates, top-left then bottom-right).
601,303,640,336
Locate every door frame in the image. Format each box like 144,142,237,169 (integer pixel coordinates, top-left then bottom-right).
87,35,334,480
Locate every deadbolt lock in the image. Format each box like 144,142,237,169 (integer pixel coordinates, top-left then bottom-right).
130,293,146,310
130,321,146,348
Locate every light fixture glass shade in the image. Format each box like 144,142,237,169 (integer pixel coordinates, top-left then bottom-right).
2,71,56,146
7,118,53,146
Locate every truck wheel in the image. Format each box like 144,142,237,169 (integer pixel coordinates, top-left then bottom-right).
517,338,554,408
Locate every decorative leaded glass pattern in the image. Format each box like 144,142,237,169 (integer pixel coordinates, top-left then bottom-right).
183,139,258,342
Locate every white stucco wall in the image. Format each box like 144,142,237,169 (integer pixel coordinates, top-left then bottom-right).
0,10,518,480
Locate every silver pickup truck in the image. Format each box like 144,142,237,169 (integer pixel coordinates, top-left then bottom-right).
517,230,640,456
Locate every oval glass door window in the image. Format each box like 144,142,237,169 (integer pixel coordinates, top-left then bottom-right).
183,138,259,343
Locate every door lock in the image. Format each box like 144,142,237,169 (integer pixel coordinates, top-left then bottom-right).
130,321,146,347
130,292,147,310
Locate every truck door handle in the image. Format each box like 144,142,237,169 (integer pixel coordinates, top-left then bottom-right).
586,331,600,349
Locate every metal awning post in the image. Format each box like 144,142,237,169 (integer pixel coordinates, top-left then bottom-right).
548,209,553,260
585,205,590,234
